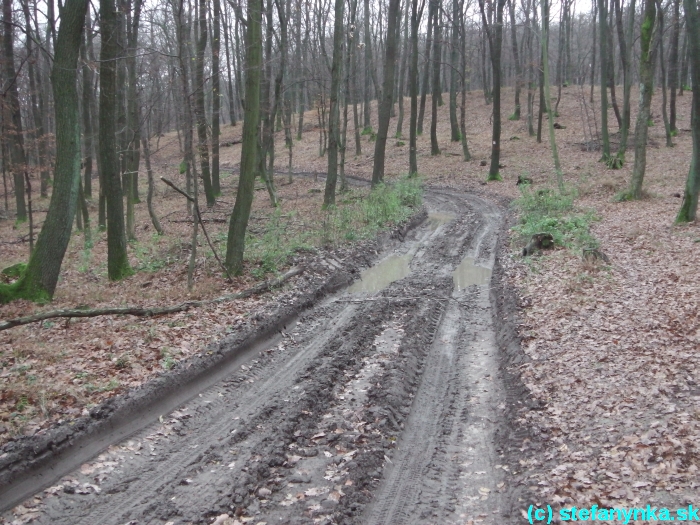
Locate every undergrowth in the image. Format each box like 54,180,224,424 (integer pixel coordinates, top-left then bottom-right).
243,176,423,277
512,185,599,250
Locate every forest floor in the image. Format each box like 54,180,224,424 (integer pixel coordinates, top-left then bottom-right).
1,85,699,524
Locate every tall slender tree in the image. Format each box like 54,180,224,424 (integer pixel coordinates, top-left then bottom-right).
3,0,28,221
101,0,132,280
479,0,507,181
599,0,611,160
0,0,88,303
668,0,681,132
626,0,657,199
371,0,402,184
324,0,345,207
613,0,637,166
448,0,461,140
430,0,441,155
417,7,433,134
21,0,50,198
212,0,222,195
226,0,263,274
541,0,564,191
675,0,700,222
194,0,215,207
409,0,425,175
508,0,522,120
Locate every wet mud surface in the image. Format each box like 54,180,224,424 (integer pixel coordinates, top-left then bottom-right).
1,189,531,524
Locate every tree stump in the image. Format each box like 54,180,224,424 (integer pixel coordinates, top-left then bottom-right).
522,233,555,256
582,248,610,264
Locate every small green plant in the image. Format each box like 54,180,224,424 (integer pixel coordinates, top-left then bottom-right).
132,237,171,273
647,119,654,126
115,354,131,369
16,396,29,413
160,348,176,370
508,113,519,121
512,185,599,250
360,127,374,136
245,210,314,277
670,129,679,137
78,247,93,273
395,141,405,147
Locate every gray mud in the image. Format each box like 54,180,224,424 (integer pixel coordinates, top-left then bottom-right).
1,189,534,525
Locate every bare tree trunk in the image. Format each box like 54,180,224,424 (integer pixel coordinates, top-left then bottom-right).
667,0,680,131
125,0,144,242
226,0,262,275
223,6,236,126
212,0,221,194
627,0,657,199
590,0,597,103
324,0,345,207
448,0,461,140
418,6,433,134
480,0,507,180
101,0,132,280
508,0,522,120
675,0,700,221
371,0,402,184
614,0,637,164
658,0,674,147
80,14,95,198
541,0,564,191
0,0,88,303
459,2,471,160
396,0,410,138
363,0,378,129
21,0,50,199
409,0,425,174
194,0,215,207
430,0,441,155
142,136,163,234
3,0,28,221
599,0,611,159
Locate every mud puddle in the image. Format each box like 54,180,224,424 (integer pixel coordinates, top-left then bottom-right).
348,211,455,294
347,253,413,293
1,191,520,525
453,256,492,290
425,211,456,230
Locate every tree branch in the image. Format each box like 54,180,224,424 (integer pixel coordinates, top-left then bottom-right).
0,266,304,331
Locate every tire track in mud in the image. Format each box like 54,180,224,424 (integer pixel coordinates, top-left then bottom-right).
2,190,516,525
363,194,507,525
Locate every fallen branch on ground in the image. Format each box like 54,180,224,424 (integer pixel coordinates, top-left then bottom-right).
0,266,304,331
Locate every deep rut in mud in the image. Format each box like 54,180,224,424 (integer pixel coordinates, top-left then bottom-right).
2,190,519,524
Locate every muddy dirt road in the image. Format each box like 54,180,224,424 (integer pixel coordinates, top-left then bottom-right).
2,190,522,524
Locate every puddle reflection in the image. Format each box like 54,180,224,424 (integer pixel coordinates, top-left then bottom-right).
348,254,413,293
452,256,492,290
426,211,456,230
